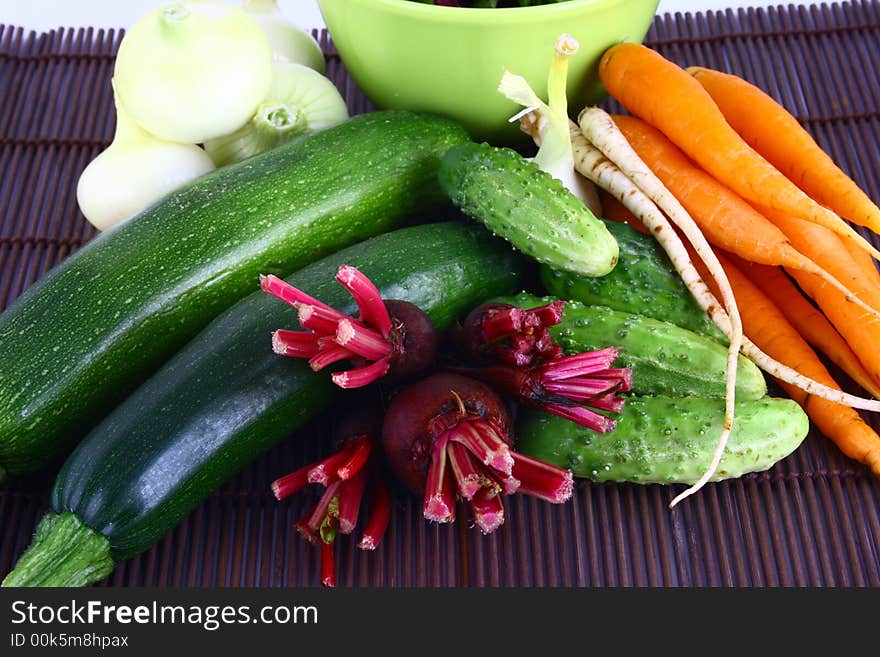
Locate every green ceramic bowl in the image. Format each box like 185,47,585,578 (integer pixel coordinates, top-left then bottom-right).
317,0,659,142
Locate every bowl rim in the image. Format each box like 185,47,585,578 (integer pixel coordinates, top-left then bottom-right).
318,0,647,23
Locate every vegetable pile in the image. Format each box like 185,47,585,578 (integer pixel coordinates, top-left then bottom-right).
2,2,879,589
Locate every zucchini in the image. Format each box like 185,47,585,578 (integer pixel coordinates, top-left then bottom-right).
497,293,767,401
541,219,725,340
517,395,809,484
2,222,524,587
0,111,468,480
438,141,619,277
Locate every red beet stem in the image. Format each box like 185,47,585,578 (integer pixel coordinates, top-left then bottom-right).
448,421,513,475
584,390,627,414
308,344,355,372
446,442,483,501
336,265,393,338
528,300,566,326
486,470,521,496
481,306,525,343
321,541,336,587
358,470,391,551
511,452,574,504
590,367,634,392
336,318,393,361
542,378,620,402
470,489,505,534
423,436,456,523
337,435,373,480
297,303,345,334
307,480,342,532
271,330,320,358
332,357,391,389
336,467,369,535
260,274,337,313
271,465,312,500
539,347,619,381
294,504,321,544
543,402,618,433
307,443,359,485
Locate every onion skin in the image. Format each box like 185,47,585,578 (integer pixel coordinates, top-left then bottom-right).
381,374,513,496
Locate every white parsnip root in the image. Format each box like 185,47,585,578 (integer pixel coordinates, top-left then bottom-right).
577,107,743,507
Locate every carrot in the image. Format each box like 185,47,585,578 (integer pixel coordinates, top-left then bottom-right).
697,251,880,475
597,43,880,261
732,257,880,399
610,113,880,320
688,65,880,235
759,205,880,311
521,107,880,417
841,233,880,293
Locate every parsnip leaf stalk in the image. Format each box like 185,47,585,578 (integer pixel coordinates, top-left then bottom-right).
498,33,601,214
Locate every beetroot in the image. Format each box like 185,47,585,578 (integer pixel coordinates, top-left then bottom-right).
262,265,437,388
461,300,565,366
382,373,573,534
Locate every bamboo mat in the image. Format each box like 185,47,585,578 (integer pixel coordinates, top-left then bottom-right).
2,1,880,587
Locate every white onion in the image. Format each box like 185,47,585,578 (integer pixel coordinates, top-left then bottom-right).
243,0,325,72
113,0,273,144
77,91,215,232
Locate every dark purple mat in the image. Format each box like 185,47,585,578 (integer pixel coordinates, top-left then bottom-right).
2,1,879,587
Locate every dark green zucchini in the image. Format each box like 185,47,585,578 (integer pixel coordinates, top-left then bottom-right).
0,111,469,480
541,218,725,340
2,222,524,587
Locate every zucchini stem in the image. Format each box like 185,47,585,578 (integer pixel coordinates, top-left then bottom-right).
1,513,114,588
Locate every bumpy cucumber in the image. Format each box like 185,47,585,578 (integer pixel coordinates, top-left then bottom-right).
438,141,619,277
541,218,725,340
3,222,524,587
498,293,767,401
517,395,809,483
0,110,470,480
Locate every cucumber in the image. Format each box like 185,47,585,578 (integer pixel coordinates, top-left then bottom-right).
438,141,619,277
0,111,468,480
2,222,524,587
517,395,809,484
541,218,725,340
497,293,767,401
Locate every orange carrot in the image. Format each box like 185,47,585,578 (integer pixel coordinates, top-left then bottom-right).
732,257,880,399
597,43,880,260
842,233,880,293
758,205,880,315
695,250,880,474
688,65,880,234
611,114,880,318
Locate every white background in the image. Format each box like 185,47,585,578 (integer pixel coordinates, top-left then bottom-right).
1,1,815,32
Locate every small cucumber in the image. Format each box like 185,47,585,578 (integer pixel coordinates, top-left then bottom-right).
498,293,767,401
438,142,619,277
517,395,809,484
541,219,725,340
